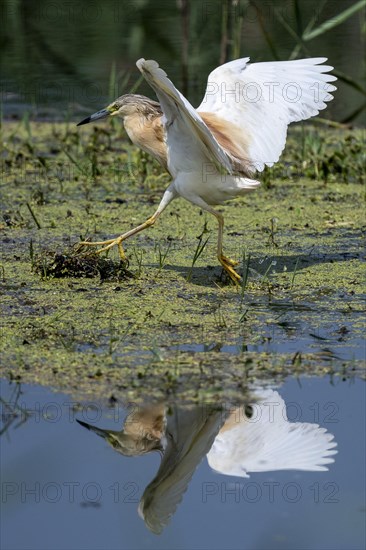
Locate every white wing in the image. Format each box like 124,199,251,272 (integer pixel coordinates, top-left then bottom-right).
136,58,234,175
197,57,337,172
207,390,337,477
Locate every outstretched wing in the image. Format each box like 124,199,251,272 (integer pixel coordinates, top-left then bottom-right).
197,57,337,172
232,421,337,475
207,390,337,477
136,58,234,175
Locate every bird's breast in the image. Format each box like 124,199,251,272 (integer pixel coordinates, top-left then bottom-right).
123,114,168,169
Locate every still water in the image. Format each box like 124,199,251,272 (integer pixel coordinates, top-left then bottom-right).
1,377,365,550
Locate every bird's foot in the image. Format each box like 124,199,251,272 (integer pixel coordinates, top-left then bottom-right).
221,255,238,268
78,237,127,261
219,255,241,285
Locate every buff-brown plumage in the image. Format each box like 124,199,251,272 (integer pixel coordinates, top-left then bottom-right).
113,95,252,176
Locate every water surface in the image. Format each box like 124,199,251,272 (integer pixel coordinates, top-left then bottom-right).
1,376,365,549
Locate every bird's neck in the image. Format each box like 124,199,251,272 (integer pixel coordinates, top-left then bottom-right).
123,113,168,169
122,112,147,142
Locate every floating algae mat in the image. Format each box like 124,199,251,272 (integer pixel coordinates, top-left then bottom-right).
0,121,365,403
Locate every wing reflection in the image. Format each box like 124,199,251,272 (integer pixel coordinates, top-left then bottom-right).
207,389,337,477
77,388,337,534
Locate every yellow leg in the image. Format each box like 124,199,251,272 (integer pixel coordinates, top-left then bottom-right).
211,210,241,284
78,186,177,260
118,241,127,261
184,195,242,284
218,255,241,284
79,214,158,258
220,255,238,268
192,203,241,285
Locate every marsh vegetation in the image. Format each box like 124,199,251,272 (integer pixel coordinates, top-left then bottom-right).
1,120,364,402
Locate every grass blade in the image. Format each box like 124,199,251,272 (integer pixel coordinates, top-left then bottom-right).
62,148,90,177
249,0,280,60
108,61,117,102
294,0,303,36
303,0,366,41
187,224,210,282
332,70,366,96
129,74,144,94
274,8,311,57
26,203,42,229
289,0,328,59
341,100,366,123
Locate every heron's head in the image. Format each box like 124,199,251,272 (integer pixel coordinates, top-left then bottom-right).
76,418,164,456
77,94,162,126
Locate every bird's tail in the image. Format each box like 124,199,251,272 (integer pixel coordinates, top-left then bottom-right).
235,177,261,191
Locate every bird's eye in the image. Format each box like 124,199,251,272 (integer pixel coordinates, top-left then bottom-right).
244,405,253,419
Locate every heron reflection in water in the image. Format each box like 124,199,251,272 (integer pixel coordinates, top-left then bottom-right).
77,389,337,534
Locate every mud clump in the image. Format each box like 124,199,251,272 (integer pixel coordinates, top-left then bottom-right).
33,249,133,282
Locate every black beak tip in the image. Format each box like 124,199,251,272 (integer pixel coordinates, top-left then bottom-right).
76,116,91,127
76,419,91,429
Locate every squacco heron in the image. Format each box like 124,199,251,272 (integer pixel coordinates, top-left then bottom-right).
77,57,336,283
77,391,337,534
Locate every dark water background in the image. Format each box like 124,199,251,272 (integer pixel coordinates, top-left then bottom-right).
1,0,365,123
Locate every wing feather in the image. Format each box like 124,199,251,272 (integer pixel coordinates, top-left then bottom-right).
197,57,337,172
207,390,337,477
136,58,234,173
